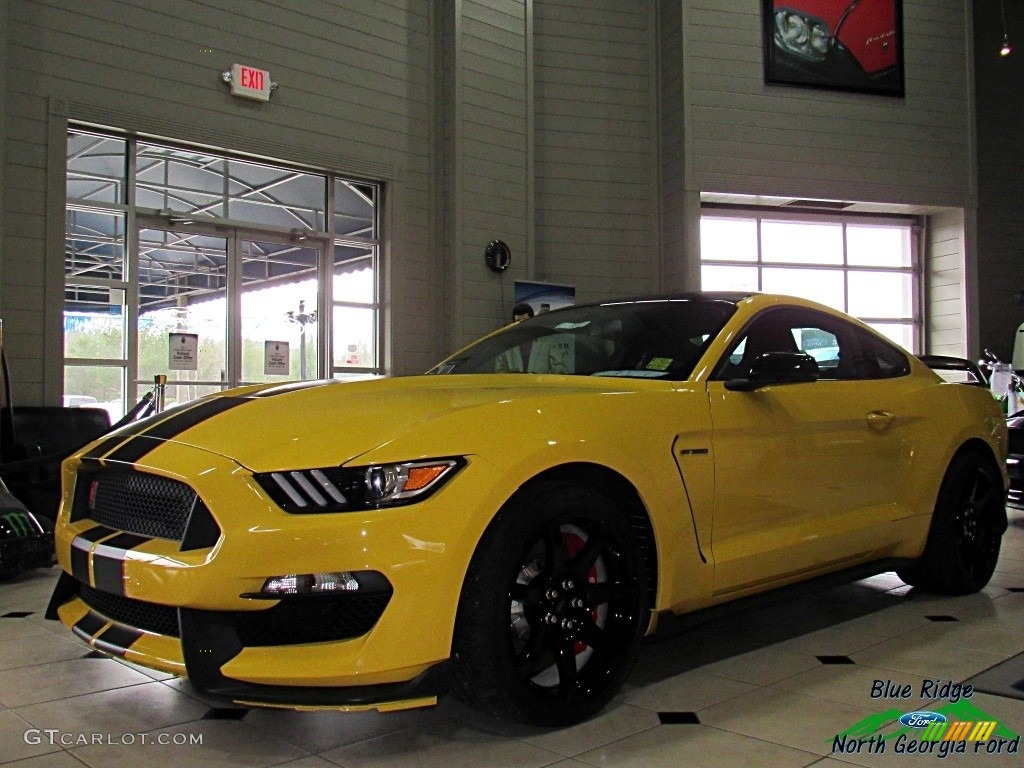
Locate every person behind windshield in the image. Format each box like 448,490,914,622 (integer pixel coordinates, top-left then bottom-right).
511,303,534,323
496,302,572,374
496,303,536,372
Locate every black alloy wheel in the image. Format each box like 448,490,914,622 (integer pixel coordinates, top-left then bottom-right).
949,461,1003,584
898,451,1005,595
453,482,647,726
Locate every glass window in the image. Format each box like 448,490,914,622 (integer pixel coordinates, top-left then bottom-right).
228,160,325,230
333,306,376,370
65,207,125,281
761,267,845,311
63,365,124,421
761,220,843,265
701,211,919,352
867,322,916,352
433,299,738,380
135,143,327,230
66,132,126,204
335,181,377,238
847,224,912,268
700,217,757,262
135,144,227,217
64,127,383,412
701,264,758,292
64,284,125,359
847,271,913,319
332,243,378,373
713,308,909,382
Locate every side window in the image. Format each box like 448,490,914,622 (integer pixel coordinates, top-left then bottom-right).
713,308,910,382
791,327,840,376
849,326,911,379
713,310,803,380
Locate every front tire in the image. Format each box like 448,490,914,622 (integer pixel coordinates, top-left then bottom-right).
452,481,648,726
897,450,1006,595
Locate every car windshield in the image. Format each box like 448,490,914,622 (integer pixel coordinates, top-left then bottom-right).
429,298,738,380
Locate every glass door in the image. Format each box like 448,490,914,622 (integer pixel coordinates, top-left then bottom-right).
135,221,230,407
134,217,325,407
238,236,322,385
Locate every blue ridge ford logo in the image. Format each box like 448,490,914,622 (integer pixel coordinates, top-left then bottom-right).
900,711,948,728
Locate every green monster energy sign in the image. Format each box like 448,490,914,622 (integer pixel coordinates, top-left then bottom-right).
1,511,34,538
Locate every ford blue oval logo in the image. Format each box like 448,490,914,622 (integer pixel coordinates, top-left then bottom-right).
899,711,947,728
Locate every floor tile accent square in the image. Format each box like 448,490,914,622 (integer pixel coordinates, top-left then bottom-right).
925,615,959,622
817,655,855,664
203,707,250,720
658,711,700,724
2,611,33,618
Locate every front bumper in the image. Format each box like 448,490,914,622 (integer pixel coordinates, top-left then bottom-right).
46,441,508,710
46,570,450,710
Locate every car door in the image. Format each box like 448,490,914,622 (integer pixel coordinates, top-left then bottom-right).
705,307,914,598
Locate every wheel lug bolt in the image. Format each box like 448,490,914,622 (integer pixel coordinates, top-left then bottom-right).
561,619,575,630
571,598,584,609
545,589,560,601
544,613,559,625
562,579,575,590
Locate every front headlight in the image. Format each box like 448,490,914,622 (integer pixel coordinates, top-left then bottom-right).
774,10,830,62
254,457,465,513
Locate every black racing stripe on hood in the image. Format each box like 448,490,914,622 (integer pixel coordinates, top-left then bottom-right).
81,433,139,462
251,380,332,397
80,399,205,461
101,397,248,465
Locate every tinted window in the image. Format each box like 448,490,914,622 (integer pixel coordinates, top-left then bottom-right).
431,299,738,380
713,308,910,381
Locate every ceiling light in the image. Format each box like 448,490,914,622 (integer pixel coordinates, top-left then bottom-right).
1001,1,1013,56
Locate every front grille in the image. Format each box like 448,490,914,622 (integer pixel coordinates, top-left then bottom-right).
78,582,181,637
235,592,393,646
75,469,201,541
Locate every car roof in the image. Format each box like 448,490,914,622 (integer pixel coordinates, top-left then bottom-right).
565,291,755,311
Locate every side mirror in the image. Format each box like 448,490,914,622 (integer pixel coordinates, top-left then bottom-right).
725,352,819,392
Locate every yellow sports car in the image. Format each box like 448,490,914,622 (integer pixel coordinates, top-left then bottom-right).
46,293,1008,726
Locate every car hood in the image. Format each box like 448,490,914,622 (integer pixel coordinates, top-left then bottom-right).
103,375,661,473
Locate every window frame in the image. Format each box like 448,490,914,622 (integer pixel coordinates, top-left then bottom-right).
700,206,922,353
63,126,384,415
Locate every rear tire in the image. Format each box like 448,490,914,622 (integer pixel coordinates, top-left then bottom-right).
452,481,648,726
897,451,1005,595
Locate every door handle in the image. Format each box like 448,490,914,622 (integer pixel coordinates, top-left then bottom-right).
866,410,894,430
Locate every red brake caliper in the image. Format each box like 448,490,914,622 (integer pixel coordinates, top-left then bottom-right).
562,529,599,655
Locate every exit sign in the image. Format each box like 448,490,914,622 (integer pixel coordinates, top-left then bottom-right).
230,64,272,101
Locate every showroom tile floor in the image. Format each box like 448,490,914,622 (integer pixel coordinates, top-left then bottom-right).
1,509,1022,768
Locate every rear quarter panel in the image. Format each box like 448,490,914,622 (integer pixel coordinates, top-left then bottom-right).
885,370,1007,559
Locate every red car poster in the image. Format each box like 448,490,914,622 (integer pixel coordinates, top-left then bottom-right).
763,0,905,96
